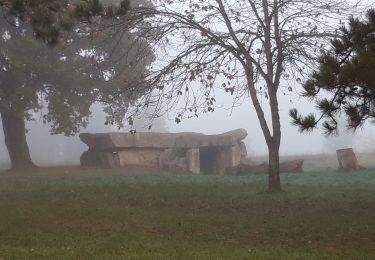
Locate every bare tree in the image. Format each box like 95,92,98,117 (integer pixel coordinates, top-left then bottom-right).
122,0,366,191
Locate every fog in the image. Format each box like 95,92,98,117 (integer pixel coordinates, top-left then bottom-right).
169,90,374,155
1,89,373,169
0,104,168,168
0,0,373,168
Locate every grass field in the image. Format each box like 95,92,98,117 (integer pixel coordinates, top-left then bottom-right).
252,152,375,171
0,166,375,259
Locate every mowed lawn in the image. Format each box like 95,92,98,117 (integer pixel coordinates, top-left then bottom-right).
1,168,375,259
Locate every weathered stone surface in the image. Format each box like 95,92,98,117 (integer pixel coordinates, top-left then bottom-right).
239,141,248,161
238,162,269,174
80,150,119,168
159,148,184,166
80,150,100,168
159,148,176,168
225,128,248,140
225,165,240,175
215,144,242,174
280,160,304,173
187,148,200,174
163,157,187,172
336,148,364,171
158,148,188,171
79,129,248,150
79,129,249,174
117,149,162,167
175,129,248,148
226,159,304,175
79,132,188,150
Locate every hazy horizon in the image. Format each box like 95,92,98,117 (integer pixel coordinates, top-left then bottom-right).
1,92,374,169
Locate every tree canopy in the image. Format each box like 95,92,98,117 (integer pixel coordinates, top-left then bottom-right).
0,0,131,45
0,0,154,169
290,9,375,135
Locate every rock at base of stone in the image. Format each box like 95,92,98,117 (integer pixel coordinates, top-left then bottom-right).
225,165,240,175
240,162,269,174
226,159,304,175
225,162,268,175
336,148,365,171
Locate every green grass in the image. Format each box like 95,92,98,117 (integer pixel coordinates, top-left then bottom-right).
1,168,375,259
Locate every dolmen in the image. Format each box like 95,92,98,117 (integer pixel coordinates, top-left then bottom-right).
79,129,248,174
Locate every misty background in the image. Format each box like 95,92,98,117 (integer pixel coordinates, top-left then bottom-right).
0,0,373,169
1,89,374,169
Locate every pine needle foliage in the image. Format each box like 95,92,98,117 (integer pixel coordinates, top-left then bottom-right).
291,9,375,135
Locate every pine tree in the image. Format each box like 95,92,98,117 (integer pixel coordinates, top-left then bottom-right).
290,9,375,135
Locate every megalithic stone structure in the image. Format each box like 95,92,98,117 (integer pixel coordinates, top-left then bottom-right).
79,129,248,174
336,148,365,171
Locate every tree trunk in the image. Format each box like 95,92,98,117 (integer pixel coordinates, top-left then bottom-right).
268,144,281,192
1,111,36,170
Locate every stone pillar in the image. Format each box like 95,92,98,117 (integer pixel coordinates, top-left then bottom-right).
336,148,364,171
239,141,248,162
80,150,120,168
99,152,120,168
187,148,200,174
80,150,100,168
215,144,242,174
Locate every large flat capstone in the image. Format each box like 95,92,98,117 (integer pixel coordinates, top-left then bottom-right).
79,129,248,174
79,128,247,150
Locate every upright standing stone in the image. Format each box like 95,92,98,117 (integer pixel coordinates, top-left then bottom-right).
80,150,119,168
336,148,364,171
187,148,200,174
215,144,242,174
239,141,248,162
